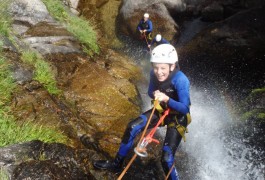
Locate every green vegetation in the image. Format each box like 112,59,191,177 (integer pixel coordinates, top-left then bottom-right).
0,53,67,147
0,109,67,147
0,167,8,180
0,58,16,106
42,0,99,56
240,87,265,123
0,0,11,37
0,0,71,148
0,112,67,147
21,51,61,95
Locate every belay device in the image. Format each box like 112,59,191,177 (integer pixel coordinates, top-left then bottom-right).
134,108,170,157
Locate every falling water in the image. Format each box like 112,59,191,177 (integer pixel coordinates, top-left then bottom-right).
117,18,264,180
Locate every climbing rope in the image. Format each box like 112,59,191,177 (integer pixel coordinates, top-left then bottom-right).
117,100,171,180
117,99,159,180
165,161,175,180
143,32,151,51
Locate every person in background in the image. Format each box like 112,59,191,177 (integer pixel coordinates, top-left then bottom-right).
137,13,153,43
93,44,192,180
148,34,170,49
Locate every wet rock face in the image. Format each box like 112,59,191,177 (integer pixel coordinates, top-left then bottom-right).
0,141,97,179
7,0,141,157
11,64,33,85
47,51,141,135
78,0,123,48
201,2,224,22
179,6,265,93
118,0,187,42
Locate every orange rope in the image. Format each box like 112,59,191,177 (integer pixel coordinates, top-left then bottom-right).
165,162,175,180
117,100,159,180
143,32,151,50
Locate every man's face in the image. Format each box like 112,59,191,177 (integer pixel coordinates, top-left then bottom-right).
144,17,148,22
153,63,174,82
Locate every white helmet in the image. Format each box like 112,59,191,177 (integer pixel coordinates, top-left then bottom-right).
155,34,162,42
144,13,149,18
150,44,178,64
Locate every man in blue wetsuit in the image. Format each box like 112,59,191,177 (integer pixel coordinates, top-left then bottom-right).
93,44,191,180
148,34,170,49
137,13,153,43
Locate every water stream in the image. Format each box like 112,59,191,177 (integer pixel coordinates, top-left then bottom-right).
117,18,264,180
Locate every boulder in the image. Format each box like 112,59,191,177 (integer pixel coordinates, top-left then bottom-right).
9,0,55,35
78,0,124,48
201,2,224,22
179,6,265,92
118,0,187,42
11,64,33,85
9,0,83,55
0,141,98,179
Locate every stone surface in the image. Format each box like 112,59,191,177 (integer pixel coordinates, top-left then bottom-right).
0,35,18,52
70,0,80,9
0,141,97,179
78,0,123,48
118,0,187,42
11,64,33,85
179,6,265,92
9,0,55,35
201,2,224,22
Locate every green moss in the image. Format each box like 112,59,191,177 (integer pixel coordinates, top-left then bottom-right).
239,87,265,124
250,88,265,98
0,1,12,37
0,167,8,180
241,109,265,122
0,57,16,106
0,108,67,147
21,51,61,95
0,54,67,147
0,1,68,147
42,0,99,56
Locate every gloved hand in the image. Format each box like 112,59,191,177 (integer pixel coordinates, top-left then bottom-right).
153,90,169,103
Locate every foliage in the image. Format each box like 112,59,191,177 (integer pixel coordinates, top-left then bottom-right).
240,87,265,123
42,0,99,56
21,51,61,95
0,0,12,37
0,1,68,148
0,57,16,106
0,167,9,180
0,108,67,147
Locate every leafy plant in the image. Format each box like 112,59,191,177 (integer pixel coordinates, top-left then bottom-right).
42,0,99,55
0,109,67,147
21,51,61,95
0,57,16,106
0,167,9,180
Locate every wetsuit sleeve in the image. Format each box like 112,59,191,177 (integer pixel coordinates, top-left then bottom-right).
168,74,190,114
146,20,153,32
162,38,170,44
148,70,155,99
